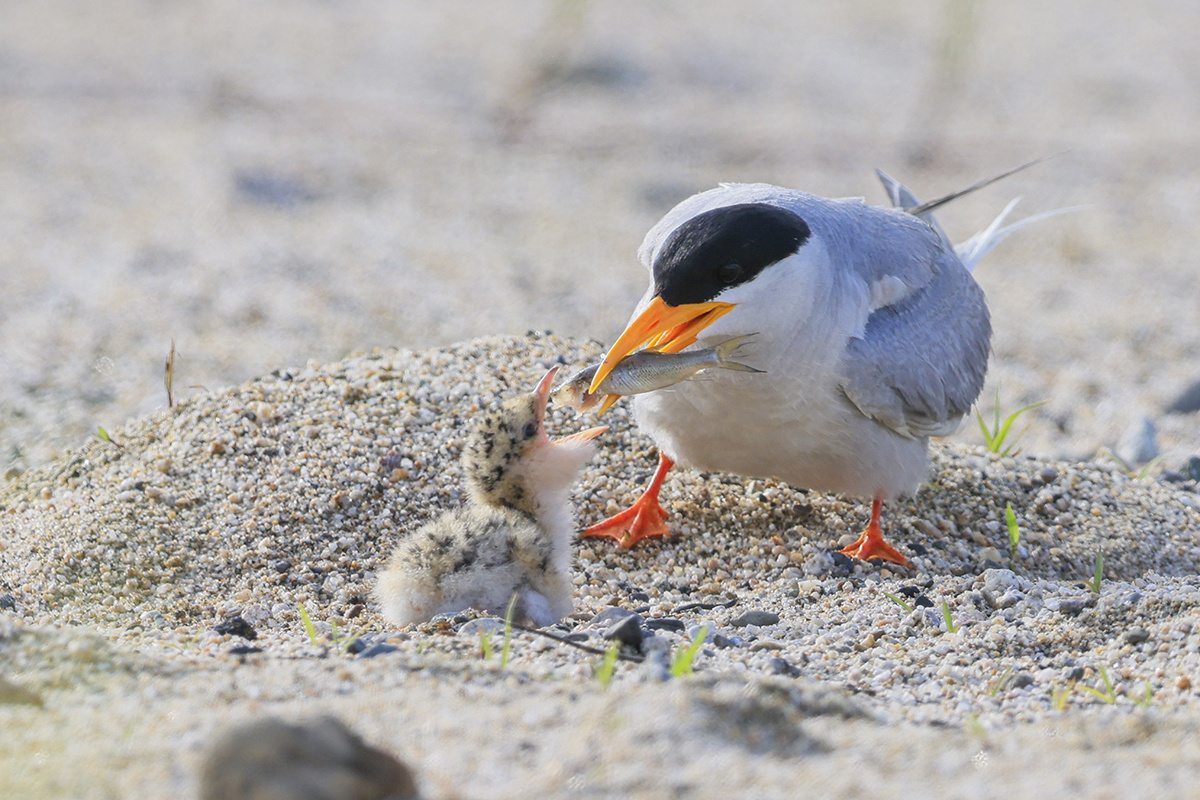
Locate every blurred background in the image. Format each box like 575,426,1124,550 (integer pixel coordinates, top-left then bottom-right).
1,0,1198,472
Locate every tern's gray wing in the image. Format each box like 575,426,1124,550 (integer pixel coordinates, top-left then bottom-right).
837,242,991,439
874,168,954,250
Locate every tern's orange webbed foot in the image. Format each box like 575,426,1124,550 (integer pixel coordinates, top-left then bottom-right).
838,496,911,568
581,451,675,549
580,496,670,549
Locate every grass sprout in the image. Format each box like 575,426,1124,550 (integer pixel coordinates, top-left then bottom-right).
1051,683,1072,711
298,604,320,646
165,340,178,409
1086,550,1104,594
501,595,517,668
1131,680,1155,708
1076,665,1117,704
96,426,123,448
594,641,620,688
884,591,913,613
988,665,1014,697
1099,448,1165,480
941,600,960,633
1005,502,1021,558
976,389,1045,456
479,627,495,660
671,623,711,677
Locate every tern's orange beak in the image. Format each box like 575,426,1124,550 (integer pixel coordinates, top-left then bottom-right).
588,296,734,394
535,367,609,442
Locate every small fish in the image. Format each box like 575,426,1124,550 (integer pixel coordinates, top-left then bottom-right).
553,334,764,412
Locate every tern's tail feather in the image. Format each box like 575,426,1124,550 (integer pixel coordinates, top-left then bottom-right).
713,334,766,374
876,168,953,250
956,201,1086,272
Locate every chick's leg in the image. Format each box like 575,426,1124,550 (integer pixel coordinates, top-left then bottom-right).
581,452,674,549
838,495,911,567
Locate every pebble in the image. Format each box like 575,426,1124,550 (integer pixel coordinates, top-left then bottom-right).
603,616,644,650
730,610,780,627
198,716,419,800
1124,628,1151,645
3,334,1200,741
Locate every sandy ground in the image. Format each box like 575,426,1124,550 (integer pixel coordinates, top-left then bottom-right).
2,1,1200,798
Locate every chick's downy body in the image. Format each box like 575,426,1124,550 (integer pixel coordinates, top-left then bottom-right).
375,369,603,627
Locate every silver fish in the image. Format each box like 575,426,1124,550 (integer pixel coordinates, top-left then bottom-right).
553,334,764,412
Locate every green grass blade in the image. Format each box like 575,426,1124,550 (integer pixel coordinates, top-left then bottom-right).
671,624,710,677
595,641,620,688
1005,502,1020,551
500,595,517,668
297,604,320,646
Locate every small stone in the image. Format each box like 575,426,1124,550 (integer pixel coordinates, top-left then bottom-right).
1117,416,1159,466
458,618,504,638
0,677,44,707
1166,380,1200,414
1037,467,1060,484
1123,627,1151,645
0,593,15,611
358,643,400,658
1056,596,1091,615
1177,676,1192,691
228,644,263,656
730,610,780,627
214,616,257,641
603,615,644,650
982,568,1020,595
1180,456,1200,483
768,657,794,675
644,618,685,633
1063,666,1085,682
1011,672,1035,689
590,608,639,627
199,716,419,800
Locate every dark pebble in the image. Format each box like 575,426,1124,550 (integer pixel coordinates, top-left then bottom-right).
0,593,15,610
828,551,856,575
1180,456,1200,483
1161,470,1186,484
909,542,929,556
1011,672,1035,689
1037,467,1060,485
673,597,738,613
561,632,590,643
712,633,740,648
768,657,794,676
730,610,780,627
914,595,934,608
228,645,263,656
345,636,371,655
591,607,639,627
214,616,257,640
1165,380,1200,414
629,591,650,602
1064,666,1085,682
1057,597,1091,615
199,716,418,800
603,615,644,650
1124,627,1151,645
644,618,685,633
272,560,291,574
896,586,922,598
358,643,400,658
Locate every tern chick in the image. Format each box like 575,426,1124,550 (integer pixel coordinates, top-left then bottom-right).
375,368,606,627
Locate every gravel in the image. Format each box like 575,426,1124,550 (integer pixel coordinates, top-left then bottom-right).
3,334,1200,797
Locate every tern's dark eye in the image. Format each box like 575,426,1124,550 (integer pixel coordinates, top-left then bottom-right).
716,263,744,285
523,422,537,439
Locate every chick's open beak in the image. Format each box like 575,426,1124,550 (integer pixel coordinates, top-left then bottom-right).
535,366,608,443
588,296,734,394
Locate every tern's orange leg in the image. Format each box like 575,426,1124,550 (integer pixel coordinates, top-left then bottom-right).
581,453,674,549
839,496,911,567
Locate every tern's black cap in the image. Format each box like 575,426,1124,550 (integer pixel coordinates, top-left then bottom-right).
652,203,811,305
